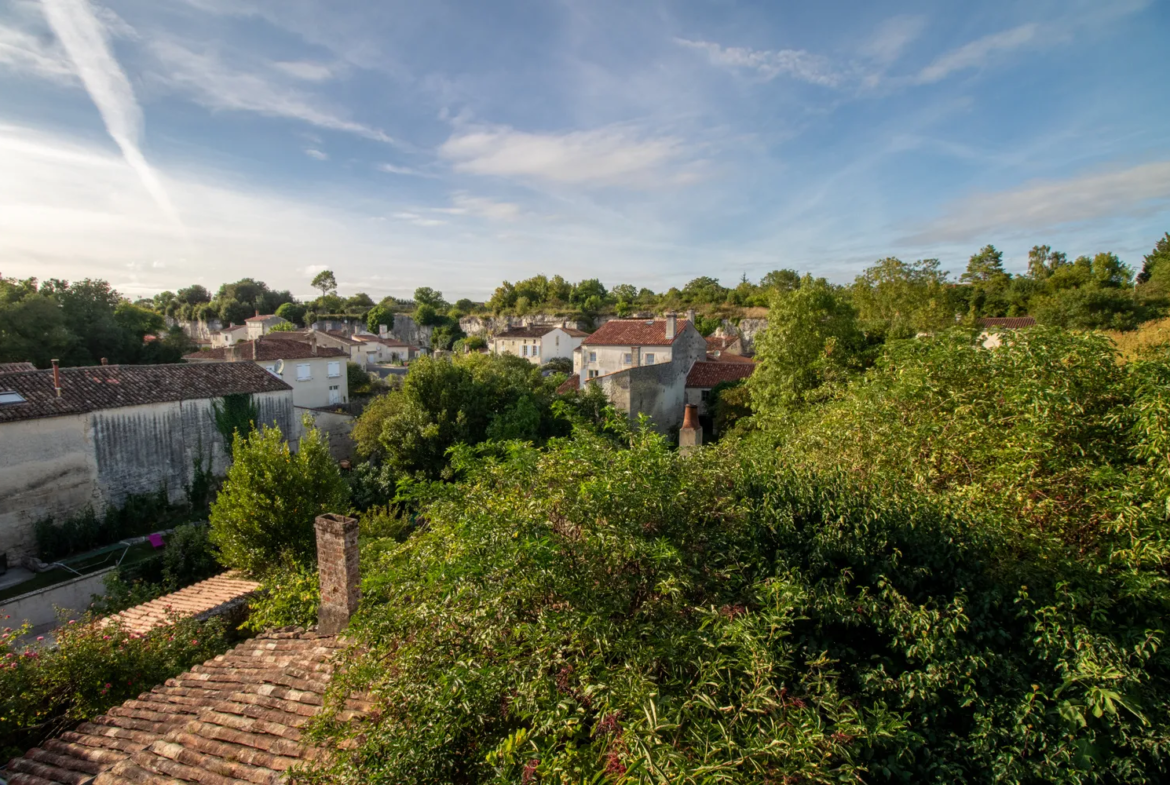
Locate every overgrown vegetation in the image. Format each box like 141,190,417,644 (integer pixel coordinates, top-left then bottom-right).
210,392,259,455
34,488,182,561
209,423,349,576
0,612,230,761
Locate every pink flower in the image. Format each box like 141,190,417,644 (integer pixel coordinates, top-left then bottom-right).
36,636,43,641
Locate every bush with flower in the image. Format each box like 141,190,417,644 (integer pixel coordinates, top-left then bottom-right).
0,611,229,761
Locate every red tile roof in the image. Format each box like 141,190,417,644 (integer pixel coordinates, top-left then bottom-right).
706,352,756,364
102,573,260,636
0,362,36,374
582,319,692,346
976,317,1036,329
705,335,741,351
0,364,291,424
556,374,580,394
5,628,365,785
184,338,347,362
243,313,285,322
685,360,756,389
354,335,414,348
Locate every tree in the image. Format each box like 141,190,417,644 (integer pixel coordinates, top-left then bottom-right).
311,270,338,297
413,287,446,309
366,304,395,335
176,285,211,306
413,303,439,327
209,424,349,576
346,292,375,314
275,302,307,327
454,298,476,313
849,257,954,339
267,322,297,332
961,244,1008,284
1026,245,1068,279
571,278,607,306
760,269,802,292
681,276,727,305
1136,232,1170,284
750,276,867,416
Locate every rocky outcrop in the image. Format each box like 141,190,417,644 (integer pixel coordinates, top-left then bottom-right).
390,314,434,349
729,318,768,354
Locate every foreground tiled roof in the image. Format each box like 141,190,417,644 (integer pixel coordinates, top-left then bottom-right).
556,374,581,394
0,361,36,374
185,338,347,362
5,629,364,785
582,319,692,346
685,360,756,389
976,316,1036,329
103,573,261,636
0,364,292,424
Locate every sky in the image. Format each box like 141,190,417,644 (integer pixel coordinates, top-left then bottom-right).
1,0,1168,302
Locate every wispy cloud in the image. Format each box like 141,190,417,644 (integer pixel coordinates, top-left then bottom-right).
448,193,521,221
304,148,328,160
907,160,1170,243
147,39,398,144
392,211,447,227
675,38,843,87
0,20,75,83
915,24,1038,84
39,0,184,232
439,124,690,188
272,60,335,82
376,162,434,177
860,15,927,65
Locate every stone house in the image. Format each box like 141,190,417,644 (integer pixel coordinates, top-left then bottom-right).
243,312,291,340
183,335,349,409
684,360,756,416
209,324,248,348
491,325,589,365
0,362,293,563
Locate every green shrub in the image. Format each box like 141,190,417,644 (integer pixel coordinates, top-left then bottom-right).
0,612,230,761
34,488,181,561
209,424,349,576
304,422,1169,784
162,523,220,588
242,561,320,633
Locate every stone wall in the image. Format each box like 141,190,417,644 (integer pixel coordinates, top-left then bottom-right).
297,408,356,462
388,314,434,349
0,391,294,563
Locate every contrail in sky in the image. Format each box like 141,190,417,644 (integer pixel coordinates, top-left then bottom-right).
40,0,185,234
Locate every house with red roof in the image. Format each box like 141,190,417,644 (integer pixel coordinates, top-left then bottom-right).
243,311,291,340
685,360,756,416
491,324,589,365
184,334,349,409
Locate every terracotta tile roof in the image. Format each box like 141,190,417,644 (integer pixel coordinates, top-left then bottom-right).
0,364,291,425
0,362,36,374
103,573,261,636
685,360,756,389
706,352,756,364
561,327,590,338
353,335,413,348
705,335,740,351
184,338,347,362
582,319,692,347
5,628,364,785
243,314,285,323
323,330,360,345
493,324,589,340
556,374,580,394
976,316,1036,329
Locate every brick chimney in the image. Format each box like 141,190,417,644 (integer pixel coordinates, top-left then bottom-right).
51,359,61,398
679,403,702,454
315,514,359,634
100,357,108,366
664,311,677,340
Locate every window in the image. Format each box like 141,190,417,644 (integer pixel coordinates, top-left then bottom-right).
701,390,710,401
533,344,540,357
623,353,633,365
296,363,311,381
0,391,26,405
644,353,655,364
589,351,597,362
522,345,529,357
327,361,341,378
588,370,599,379
329,385,341,405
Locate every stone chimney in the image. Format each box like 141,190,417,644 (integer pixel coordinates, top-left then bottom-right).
309,330,318,356
679,403,702,454
315,514,359,634
664,311,677,340
685,309,696,327
379,323,388,337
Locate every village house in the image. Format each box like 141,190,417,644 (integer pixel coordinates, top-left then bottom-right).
209,323,247,348
243,312,291,339
352,332,418,364
491,325,589,365
705,332,745,358
0,362,293,564
684,360,757,416
566,313,709,433
183,334,349,409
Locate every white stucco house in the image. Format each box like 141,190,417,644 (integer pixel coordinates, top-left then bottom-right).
0,362,293,563
184,335,349,409
210,324,248,348
492,325,589,365
244,313,291,339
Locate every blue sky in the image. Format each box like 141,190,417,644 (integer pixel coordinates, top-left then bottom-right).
1,0,1167,301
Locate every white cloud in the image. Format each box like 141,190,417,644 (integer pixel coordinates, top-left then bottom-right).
439,124,689,188
0,19,76,82
40,0,184,233
675,38,842,87
915,24,1038,84
861,15,927,65
392,211,446,227
908,160,1170,243
376,162,431,177
449,193,520,221
147,39,398,144
304,148,328,160
272,60,335,81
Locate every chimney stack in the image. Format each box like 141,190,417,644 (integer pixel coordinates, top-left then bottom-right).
315,514,360,634
309,330,318,356
51,359,61,398
100,357,108,366
254,308,260,318
686,309,696,327
679,404,702,454
664,311,677,340
380,323,388,337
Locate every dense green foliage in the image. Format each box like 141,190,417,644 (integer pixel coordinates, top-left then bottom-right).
34,488,188,561
0,276,195,368
351,352,613,481
91,523,222,615
209,424,349,576
0,613,230,761
210,392,259,456
305,409,1169,783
